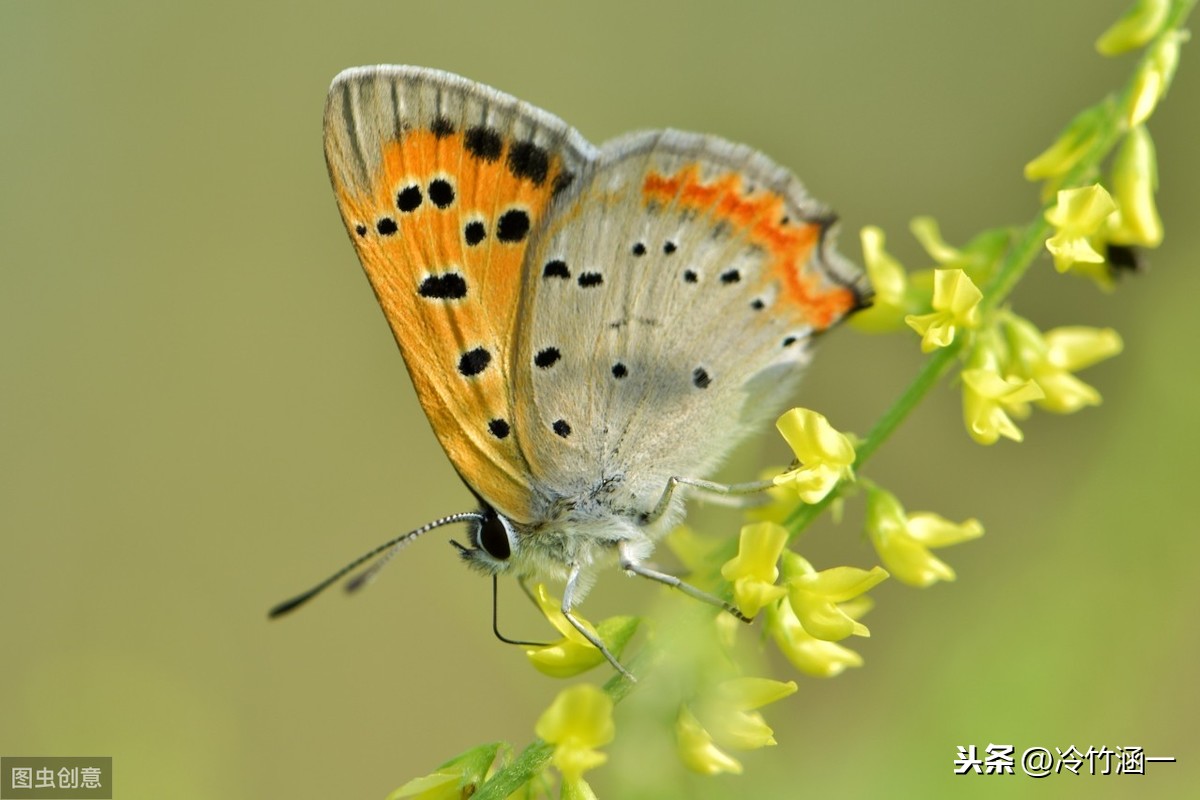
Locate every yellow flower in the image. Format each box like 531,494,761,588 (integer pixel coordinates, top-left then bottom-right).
1045,185,1118,273
1002,314,1124,414
1042,327,1125,413
849,226,911,332
780,551,888,641
766,597,866,677
678,677,798,772
865,485,983,588
535,684,614,795
955,328,1041,448
720,522,788,618
675,706,743,776
524,584,639,678
704,677,798,751
1096,0,1169,55
1024,103,1108,181
1044,326,1125,373
1125,30,1185,126
387,743,502,800
1128,63,1163,128
1109,126,1163,247
909,216,962,265
904,269,983,352
961,366,1044,444
773,408,856,503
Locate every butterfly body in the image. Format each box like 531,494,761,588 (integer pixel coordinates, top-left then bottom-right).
322,66,866,610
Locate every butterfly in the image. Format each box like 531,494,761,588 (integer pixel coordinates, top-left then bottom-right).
272,65,868,678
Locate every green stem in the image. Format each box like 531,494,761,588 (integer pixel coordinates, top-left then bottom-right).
476,741,553,800
473,4,1194,795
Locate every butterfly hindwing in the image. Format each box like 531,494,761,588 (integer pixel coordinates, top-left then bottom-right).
514,130,866,515
324,66,597,523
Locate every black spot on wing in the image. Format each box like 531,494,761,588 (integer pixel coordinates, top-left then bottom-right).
577,272,603,288
376,217,398,236
465,126,502,161
692,367,711,389
543,260,570,279
488,418,510,439
496,209,530,243
396,185,423,213
458,347,492,377
431,117,456,138
418,272,467,300
428,179,455,209
534,347,561,368
507,141,550,185
464,220,486,246
552,419,571,438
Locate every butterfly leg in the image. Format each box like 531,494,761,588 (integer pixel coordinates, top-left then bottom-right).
563,563,637,682
643,476,776,526
618,542,751,623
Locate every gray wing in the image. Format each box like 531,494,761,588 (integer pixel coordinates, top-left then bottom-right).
512,130,867,516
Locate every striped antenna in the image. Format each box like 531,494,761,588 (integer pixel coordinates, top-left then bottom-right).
268,512,482,618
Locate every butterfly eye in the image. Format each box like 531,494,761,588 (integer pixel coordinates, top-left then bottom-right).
477,509,514,561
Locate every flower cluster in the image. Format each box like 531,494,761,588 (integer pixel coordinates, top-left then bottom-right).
846,0,1170,447
668,407,981,773
853,211,1124,444
1026,0,1178,286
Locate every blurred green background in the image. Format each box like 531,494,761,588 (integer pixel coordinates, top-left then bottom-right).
2,1,1196,798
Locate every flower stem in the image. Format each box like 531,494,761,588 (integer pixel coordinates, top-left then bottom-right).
475,742,552,800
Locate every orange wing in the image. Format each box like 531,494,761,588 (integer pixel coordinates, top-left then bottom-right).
323,67,596,523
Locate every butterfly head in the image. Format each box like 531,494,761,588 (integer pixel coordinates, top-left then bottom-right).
453,505,522,575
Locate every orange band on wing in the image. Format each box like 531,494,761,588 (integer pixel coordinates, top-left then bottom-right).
643,166,855,330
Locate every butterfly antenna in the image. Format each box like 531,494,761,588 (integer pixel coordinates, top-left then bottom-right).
268,512,482,618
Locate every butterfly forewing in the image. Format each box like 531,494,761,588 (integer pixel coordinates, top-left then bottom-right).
514,130,866,515
323,66,597,523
